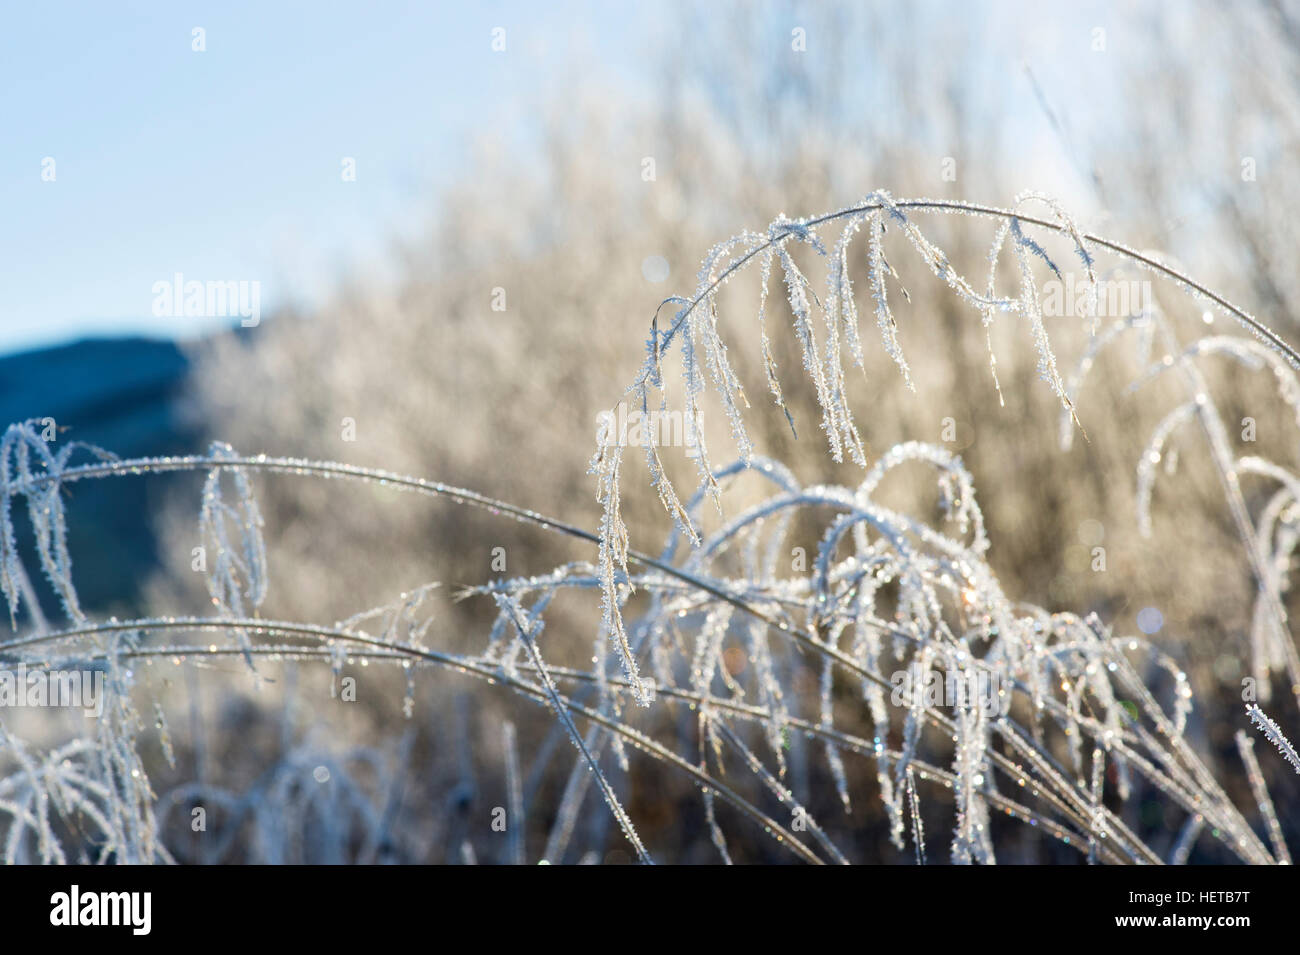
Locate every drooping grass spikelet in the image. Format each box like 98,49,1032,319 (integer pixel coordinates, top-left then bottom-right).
1247,704,1300,775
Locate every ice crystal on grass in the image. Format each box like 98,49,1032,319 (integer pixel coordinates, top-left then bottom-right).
0,421,116,626
595,194,1133,663
1247,704,1300,775
199,443,268,668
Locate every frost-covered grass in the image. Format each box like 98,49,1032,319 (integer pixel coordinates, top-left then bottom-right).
1,192,1298,864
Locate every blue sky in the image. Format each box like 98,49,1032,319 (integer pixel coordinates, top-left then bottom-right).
0,1,654,355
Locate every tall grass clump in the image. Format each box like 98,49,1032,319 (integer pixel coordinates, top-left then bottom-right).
2,192,1298,864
